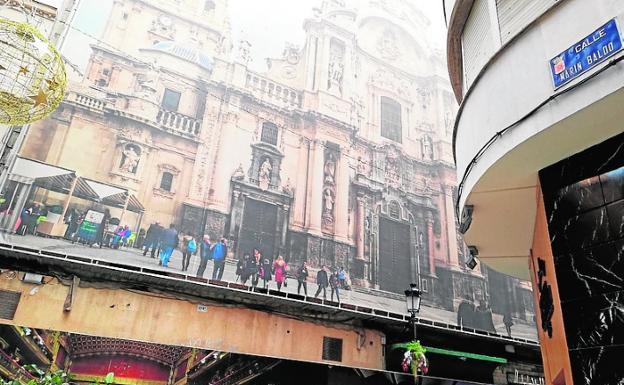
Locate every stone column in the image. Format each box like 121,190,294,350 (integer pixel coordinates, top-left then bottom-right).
355,194,366,261
307,140,324,235
426,213,436,277
333,151,349,241
292,137,310,228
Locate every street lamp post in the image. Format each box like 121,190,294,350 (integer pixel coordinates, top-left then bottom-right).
404,283,422,340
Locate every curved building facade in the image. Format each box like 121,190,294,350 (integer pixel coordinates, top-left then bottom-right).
448,0,624,384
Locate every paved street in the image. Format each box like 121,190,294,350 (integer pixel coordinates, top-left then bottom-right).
1,234,537,341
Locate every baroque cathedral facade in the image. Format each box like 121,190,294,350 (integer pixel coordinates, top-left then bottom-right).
20,0,533,316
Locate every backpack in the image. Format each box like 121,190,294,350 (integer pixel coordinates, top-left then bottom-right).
187,238,197,254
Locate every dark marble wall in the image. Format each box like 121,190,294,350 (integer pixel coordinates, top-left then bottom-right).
540,131,624,385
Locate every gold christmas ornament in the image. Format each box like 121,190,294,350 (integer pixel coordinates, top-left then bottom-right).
0,18,67,125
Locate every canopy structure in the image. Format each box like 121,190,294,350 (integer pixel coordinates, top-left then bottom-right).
74,177,144,213
7,157,145,214
9,157,76,191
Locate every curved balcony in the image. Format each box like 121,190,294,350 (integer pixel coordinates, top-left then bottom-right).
449,0,624,279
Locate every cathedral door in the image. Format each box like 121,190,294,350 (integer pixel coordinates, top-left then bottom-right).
238,198,278,259
378,217,411,294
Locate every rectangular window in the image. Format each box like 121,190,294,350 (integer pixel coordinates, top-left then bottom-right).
161,89,181,112
160,172,173,192
380,96,402,143
260,122,278,146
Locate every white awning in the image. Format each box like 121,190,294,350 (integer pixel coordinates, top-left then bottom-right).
84,179,126,199
10,157,75,184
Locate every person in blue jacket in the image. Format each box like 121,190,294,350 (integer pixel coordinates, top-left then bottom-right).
159,224,179,268
211,237,228,280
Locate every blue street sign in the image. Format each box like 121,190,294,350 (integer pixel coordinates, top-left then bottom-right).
550,18,623,89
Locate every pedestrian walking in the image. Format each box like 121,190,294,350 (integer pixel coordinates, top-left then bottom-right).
143,221,163,258
314,265,329,300
181,234,197,271
259,257,272,289
159,224,179,268
338,266,347,288
296,261,309,296
211,237,228,280
329,269,341,303
235,254,245,282
63,208,80,240
273,255,288,292
93,208,110,247
503,309,514,337
240,253,252,284
196,235,212,278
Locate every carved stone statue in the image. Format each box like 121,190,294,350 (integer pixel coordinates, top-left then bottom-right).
356,156,367,176
282,177,294,195
258,157,272,187
422,135,434,160
237,40,252,66
232,163,245,180
323,186,335,214
324,153,336,185
137,62,159,100
327,41,345,94
120,144,140,174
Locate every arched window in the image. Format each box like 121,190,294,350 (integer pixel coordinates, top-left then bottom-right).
160,172,174,192
260,122,278,145
380,96,402,143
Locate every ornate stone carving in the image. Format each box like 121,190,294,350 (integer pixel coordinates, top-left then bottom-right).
258,157,272,190
282,43,300,64
421,135,434,160
137,62,159,101
237,40,252,65
369,68,412,99
377,28,400,61
322,151,338,232
119,143,141,174
328,40,345,94
282,177,294,196
232,163,245,180
384,146,401,189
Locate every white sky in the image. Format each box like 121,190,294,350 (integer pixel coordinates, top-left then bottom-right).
62,0,448,72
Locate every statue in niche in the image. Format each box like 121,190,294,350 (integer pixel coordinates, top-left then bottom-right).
232,163,245,180
119,144,140,174
258,157,272,188
322,152,338,231
327,42,345,94
422,135,434,160
322,186,336,220
324,153,337,185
